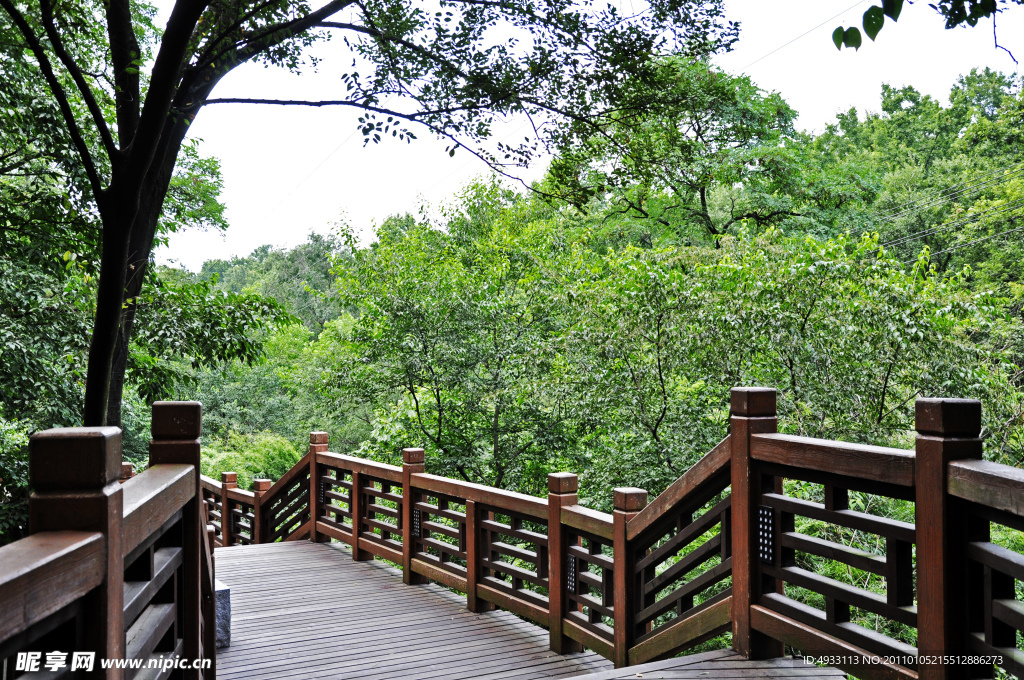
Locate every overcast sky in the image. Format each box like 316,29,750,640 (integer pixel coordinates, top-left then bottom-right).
156,0,1023,271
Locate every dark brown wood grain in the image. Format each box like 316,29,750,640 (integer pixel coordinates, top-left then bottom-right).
628,436,731,540
628,594,732,665
560,504,614,541
750,604,916,680
915,398,982,680
316,451,403,483
948,458,1024,518
731,387,784,659
121,464,194,555
0,531,105,644
412,473,548,520
750,434,915,487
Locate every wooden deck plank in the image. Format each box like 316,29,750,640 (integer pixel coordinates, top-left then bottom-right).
216,541,611,679
214,541,842,680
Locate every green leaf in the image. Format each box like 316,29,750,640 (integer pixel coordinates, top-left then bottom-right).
863,6,885,41
882,0,903,21
843,27,863,50
832,26,844,50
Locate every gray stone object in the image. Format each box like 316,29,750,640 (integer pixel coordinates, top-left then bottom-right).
215,578,231,648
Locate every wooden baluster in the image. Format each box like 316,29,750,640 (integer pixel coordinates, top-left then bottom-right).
221,472,237,547
915,398,983,680
402,448,427,585
729,386,784,659
252,479,271,544
465,499,491,613
309,431,329,543
612,487,647,668
822,485,850,625
29,426,126,678
350,471,372,560
147,400,204,680
547,472,581,654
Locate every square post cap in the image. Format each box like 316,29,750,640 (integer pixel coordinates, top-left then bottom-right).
221,472,238,486
915,398,981,437
310,431,329,444
730,387,777,417
613,487,648,512
402,448,425,464
151,401,202,440
253,479,272,493
30,426,122,491
548,472,579,494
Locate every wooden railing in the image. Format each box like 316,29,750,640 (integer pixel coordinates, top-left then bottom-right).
237,389,1024,679
0,402,214,679
11,387,1021,677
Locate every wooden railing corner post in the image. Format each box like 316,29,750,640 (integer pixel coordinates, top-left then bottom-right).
915,398,983,680
29,426,126,678
309,431,329,544
252,479,272,544
729,386,784,659
221,472,237,547
120,461,135,482
547,472,581,654
612,486,647,668
401,448,427,585
149,401,205,679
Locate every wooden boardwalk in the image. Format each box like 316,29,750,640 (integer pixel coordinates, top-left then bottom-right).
215,541,612,679
215,541,843,680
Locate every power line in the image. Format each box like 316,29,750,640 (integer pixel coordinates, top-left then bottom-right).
906,217,1024,265
883,198,1024,248
741,0,868,71
876,162,1024,224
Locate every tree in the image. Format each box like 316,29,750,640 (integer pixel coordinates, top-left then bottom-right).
0,0,738,427
332,188,570,491
547,57,876,244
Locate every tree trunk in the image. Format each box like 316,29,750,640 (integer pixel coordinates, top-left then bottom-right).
83,197,135,426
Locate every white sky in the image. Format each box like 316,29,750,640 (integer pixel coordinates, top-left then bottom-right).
156,0,1023,271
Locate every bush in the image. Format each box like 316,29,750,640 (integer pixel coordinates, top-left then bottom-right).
201,430,302,490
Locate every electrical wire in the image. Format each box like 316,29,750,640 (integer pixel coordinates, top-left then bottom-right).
905,217,1024,265
882,198,1024,248
876,162,1024,224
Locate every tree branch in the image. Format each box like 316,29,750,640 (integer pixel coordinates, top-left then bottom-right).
0,0,104,199
38,0,118,158
104,0,142,144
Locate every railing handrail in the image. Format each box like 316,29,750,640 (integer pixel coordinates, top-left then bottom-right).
123,464,195,556
0,531,105,643
750,432,916,487
628,435,731,540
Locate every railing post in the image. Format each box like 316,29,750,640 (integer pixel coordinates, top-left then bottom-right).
252,479,271,544
401,447,427,585
547,472,581,654
730,386,784,659
120,461,135,482
915,398,982,680
612,486,647,668
221,472,237,547
350,471,373,560
309,432,329,543
29,426,125,678
148,401,204,680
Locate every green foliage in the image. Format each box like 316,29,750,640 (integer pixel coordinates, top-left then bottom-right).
201,431,302,491
331,183,571,493
832,0,1022,50
0,411,30,545
129,273,293,404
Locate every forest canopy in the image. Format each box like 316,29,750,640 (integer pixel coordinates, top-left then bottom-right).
1,60,1023,543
